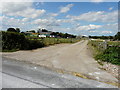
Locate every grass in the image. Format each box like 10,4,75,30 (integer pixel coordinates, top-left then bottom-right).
88,40,120,66
95,46,120,65
107,41,120,46
28,38,80,46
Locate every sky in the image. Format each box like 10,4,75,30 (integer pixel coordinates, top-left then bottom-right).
0,0,119,36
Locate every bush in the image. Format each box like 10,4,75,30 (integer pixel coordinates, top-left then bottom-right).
95,46,120,65
2,31,44,51
2,31,26,50
7,28,17,32
27,40,44,50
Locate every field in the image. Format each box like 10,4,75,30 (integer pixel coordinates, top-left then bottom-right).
89,39,120,65
27,37,80,46
107,41,120,46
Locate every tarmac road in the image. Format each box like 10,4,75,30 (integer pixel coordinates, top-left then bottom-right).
2,57,117,88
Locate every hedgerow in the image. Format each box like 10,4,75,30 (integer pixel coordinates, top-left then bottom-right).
2,31,44,51
2,31,80,52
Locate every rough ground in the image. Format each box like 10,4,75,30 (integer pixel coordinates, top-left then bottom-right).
2,40,118,85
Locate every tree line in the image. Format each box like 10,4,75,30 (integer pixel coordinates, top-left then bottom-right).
89,32,120,41
6,28,76,38
5,27,120,40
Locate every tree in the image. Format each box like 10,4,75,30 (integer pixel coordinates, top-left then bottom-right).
27,30,36,33
21,32,25,34
7,28,17,32
109,36,113,39
42,29,48,32
31,30,36,33
16,28,20,33
64,33,69,38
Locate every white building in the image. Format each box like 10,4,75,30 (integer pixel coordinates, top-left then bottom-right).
38,34,46,38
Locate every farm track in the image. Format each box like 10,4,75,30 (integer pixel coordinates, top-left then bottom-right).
2,40,118,86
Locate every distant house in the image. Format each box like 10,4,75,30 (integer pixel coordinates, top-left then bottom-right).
49,35,55,38
30,33,38,37
38,29,53,38
38,34,46,38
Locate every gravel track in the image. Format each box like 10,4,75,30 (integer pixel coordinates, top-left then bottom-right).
2,40,118,86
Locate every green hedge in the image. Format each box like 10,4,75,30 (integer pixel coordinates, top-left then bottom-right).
2,31,44,51
2,31,26,50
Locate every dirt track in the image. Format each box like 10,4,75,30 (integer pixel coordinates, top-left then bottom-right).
2,40,118,84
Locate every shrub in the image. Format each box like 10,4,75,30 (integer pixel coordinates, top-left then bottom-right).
2,31,44,51
95,46,120,65
2,31,26,50
27,40,44,50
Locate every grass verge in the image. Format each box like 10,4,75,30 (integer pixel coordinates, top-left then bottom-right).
88,40,120,66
